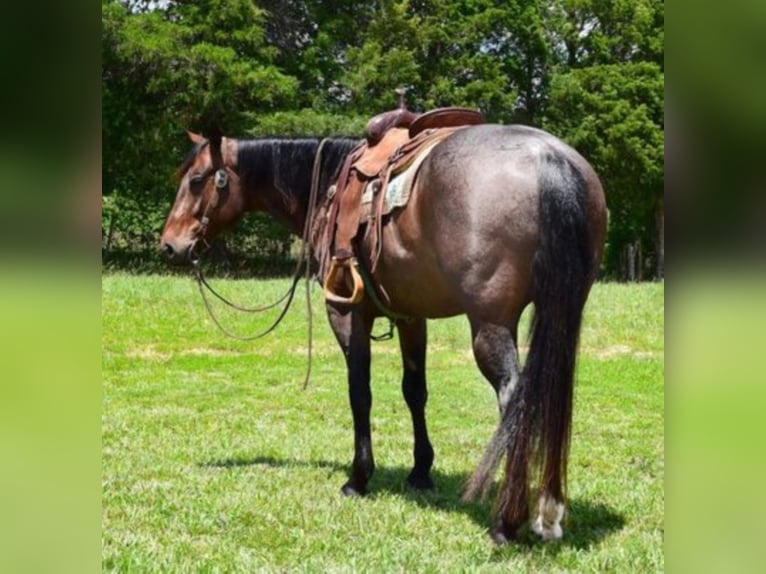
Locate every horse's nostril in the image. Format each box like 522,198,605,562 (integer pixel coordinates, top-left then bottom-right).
162,243,175,258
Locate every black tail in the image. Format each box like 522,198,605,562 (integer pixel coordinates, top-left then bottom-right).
464,151,593,528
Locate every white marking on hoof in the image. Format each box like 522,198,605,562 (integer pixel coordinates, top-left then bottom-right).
531,495,565,540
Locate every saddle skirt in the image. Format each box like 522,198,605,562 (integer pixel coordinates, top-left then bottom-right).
359,134,444,219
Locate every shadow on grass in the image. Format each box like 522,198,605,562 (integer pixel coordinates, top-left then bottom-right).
201,455,624,550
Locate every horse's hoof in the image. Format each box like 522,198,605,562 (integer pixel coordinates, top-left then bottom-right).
405,472,434,491
489,519,520,545
340,482,366,497
531,517,563,540
531,496,565,541
489,525,512,545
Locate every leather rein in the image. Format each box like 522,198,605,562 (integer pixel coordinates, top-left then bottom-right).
191,138,330,388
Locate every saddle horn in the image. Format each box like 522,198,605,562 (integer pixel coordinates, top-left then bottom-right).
395,86,408,109
364,88,419,146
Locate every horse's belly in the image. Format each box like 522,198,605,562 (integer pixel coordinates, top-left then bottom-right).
371,207,536,320
372,262,465,318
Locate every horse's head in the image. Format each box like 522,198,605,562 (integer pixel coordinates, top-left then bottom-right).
160,131,243,264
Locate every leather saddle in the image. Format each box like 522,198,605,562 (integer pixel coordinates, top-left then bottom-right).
321,105,485,306
365,106,484,146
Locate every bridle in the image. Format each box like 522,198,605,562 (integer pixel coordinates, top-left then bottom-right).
190,138,330,388
190,165,230,259
200,168,229,231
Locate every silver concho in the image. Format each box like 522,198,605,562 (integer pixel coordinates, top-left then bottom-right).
214,169,229,189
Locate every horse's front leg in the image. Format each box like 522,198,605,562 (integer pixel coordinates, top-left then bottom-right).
326,304,375,496
397,318,434,489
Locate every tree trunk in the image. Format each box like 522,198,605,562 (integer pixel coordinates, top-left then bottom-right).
627,242,636,282
656,197,664,280
104,209,115,255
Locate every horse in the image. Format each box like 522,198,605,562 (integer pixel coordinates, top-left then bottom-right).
160,125,607,542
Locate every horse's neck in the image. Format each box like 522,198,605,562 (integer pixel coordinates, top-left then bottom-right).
238,139,315,236
237,137,358,237
256,182,310,237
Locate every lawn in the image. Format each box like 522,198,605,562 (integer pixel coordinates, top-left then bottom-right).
102,274,664,572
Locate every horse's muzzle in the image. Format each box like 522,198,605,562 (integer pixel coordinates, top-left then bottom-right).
160,238,196,266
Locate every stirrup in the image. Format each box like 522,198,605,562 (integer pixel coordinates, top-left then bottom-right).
323,256,365,305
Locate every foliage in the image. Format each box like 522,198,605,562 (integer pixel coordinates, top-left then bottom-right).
546,0,664,69
103,275,663,570
246,109,369,137
412,0,550,123
102,0,664,279
544,62,664,278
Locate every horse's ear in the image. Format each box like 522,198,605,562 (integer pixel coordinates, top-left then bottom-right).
208,131,222,149
207,129,224,166
186,130,206,144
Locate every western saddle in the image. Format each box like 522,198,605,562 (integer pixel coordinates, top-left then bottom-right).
318,94,485,306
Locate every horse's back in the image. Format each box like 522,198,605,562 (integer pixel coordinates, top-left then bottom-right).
424,124,606,267
373,124,606,321
426,124,603,207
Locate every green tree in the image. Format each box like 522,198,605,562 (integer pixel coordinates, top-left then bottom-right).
545,0,663,69
256,0,549,122
542,0,664,279
259,1,375,111
544,62,664,279
411,0,541,122
340,1,423,112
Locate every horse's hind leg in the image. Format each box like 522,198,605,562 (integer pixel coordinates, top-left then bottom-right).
471,320,565,540
470,320,521,416
326,304,375,496
469,319,528,541
397,319,434,489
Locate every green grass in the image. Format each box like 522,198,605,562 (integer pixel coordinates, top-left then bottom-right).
102,274,664,572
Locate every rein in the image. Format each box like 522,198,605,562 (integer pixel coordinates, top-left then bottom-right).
193,138,330,389
193,264,302,340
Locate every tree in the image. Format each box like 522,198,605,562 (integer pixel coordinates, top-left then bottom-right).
541,0,664,279
409,0,533,121
544,62,664,279
545,0,663,69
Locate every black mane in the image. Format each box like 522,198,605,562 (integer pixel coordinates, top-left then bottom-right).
236,137,360,201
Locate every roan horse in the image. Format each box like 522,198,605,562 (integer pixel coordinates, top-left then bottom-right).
160,125,606,542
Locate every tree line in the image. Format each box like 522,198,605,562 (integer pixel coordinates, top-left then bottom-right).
102,0,664,280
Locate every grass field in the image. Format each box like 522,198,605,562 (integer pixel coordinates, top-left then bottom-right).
102,274,664,572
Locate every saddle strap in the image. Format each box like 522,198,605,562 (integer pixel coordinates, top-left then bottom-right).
334,175,365,259
323,143,366,262
367,165,394,272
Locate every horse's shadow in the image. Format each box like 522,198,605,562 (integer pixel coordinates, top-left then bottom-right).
201,455,624,550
